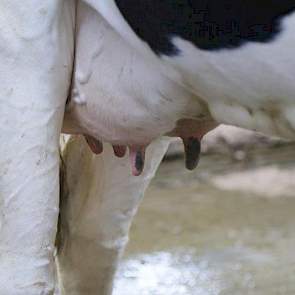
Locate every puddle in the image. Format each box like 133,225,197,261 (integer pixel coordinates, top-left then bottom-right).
114,142,295,295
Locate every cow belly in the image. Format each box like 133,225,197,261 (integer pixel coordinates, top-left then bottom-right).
64,2,295,146
163,13,295,138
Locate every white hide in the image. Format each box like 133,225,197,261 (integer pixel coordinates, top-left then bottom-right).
67,1,295,144
56,136,171,295
0,1,74,294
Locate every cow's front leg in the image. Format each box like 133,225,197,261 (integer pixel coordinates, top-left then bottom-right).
56,136,171,295
0,1,74,294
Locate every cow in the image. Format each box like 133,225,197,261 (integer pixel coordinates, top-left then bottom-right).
65,0,295,173
1,0,295,294
60,2,295,294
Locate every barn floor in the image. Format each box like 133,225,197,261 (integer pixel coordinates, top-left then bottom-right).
114,139,295,295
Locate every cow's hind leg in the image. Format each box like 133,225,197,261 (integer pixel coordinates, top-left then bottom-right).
0,1,74,293
56,136,170,295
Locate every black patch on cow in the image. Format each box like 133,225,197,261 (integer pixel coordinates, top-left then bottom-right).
115,0,295,55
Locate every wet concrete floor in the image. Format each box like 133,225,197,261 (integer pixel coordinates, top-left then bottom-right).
114,142,295,295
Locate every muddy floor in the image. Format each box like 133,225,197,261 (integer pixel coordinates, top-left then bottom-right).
114,139,295,295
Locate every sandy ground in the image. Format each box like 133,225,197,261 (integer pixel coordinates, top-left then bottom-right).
114,126,295,295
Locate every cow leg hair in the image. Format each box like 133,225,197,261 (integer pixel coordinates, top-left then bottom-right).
56,136,171,295
0,1,74,293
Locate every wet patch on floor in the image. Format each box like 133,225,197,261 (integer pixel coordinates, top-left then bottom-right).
114,140,295,295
